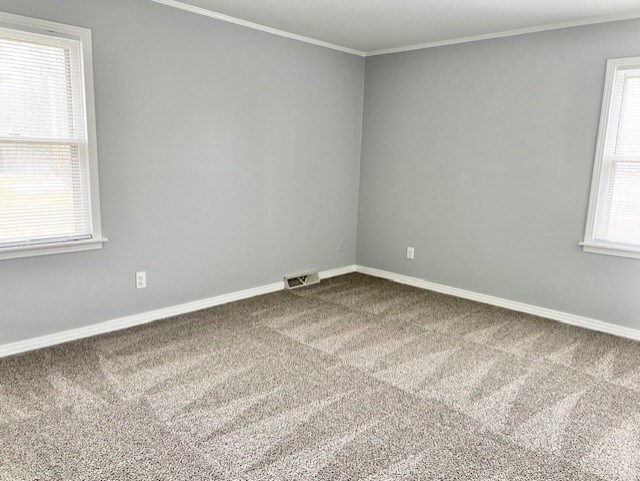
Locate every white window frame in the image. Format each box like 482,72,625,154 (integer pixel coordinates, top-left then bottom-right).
582,56,640,260
0,11,106,261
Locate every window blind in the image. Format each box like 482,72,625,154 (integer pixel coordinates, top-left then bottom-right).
0,27,92,248
594,67,640,247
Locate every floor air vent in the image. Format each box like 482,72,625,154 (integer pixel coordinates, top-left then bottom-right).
284,271,320,290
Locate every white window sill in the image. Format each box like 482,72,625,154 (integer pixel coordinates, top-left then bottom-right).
580,241,640,260
0,238,108,261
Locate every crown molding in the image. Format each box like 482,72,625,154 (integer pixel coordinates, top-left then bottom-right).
150,1,640,58
365,12,640,56
150,0,366,56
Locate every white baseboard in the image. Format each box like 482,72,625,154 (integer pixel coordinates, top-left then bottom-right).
0,265,357,358
356,265,640,342
319,264,357,279
6,263,633,358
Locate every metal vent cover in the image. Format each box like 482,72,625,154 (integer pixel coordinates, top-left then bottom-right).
284,271,320,290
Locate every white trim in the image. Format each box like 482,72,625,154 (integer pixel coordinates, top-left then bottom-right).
3,262,637,357
0,265,356,358
5,4,638,59
580,242,640,260
150,0,366,57
582,58,620,251
80,20,104,244
0,238,108,261
0,11,91,37
0,137,86,145
356,265,640,341
0,11,105,260
366,12,640,56
319,264,357,279
148,1,640,57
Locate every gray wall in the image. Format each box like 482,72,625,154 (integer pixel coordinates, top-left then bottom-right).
357,19,640,330
2,1,638,345
0,0,364,344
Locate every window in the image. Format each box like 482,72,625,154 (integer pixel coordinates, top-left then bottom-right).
0,12,105,260
583,57,640,259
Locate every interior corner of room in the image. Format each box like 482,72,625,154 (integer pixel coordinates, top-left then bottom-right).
1,1,640,479
1,0,640,352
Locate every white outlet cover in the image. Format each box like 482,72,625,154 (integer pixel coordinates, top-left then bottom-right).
136,271,147,289
407,247,415,260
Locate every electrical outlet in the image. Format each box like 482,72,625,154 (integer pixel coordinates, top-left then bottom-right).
338,239,344,252
407,247,415,260
136,271,147,290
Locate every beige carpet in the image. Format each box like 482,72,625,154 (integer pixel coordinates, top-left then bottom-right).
1,273,640,480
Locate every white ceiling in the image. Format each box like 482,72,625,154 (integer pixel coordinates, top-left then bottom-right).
173,0,640,54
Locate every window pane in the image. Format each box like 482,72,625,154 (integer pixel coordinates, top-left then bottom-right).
615,75,640,156
598,161,640,245
0,142,91,247
0,35,85,140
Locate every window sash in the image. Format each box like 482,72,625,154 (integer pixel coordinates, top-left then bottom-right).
0,29,87,142
594,158,640,246
0,140,92,248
